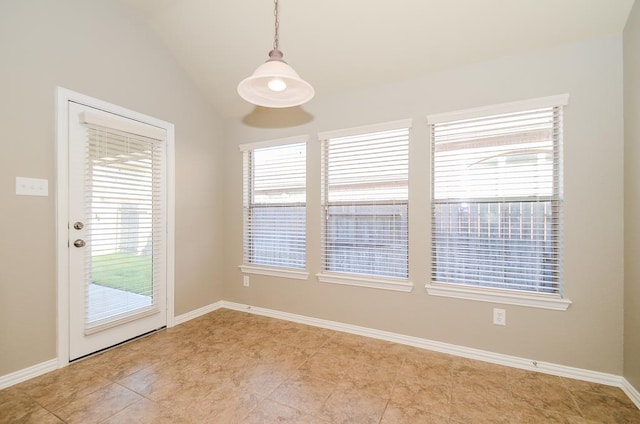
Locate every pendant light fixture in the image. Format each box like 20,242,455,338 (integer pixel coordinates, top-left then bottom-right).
237,0,314,108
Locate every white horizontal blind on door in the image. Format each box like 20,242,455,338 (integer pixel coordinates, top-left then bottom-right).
431,104,563,294
243,141,306,269
83,122,166,335
321,124,409,279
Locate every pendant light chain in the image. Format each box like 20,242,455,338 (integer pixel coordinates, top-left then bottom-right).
273,0,280,52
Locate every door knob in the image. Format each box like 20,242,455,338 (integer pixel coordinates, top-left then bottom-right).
73,221,84,230
73,239,86,248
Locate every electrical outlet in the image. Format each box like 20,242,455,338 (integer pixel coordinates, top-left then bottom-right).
493,308,506,326
243,275,250,287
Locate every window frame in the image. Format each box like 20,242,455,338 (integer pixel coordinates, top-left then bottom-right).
426,95,571,311
239,136,309,280
317,120,414,292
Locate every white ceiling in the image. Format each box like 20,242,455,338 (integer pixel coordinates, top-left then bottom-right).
119,0,634,119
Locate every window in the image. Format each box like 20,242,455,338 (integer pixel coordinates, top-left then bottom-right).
428,95,570,310
318,120,412,292
240,137,307,278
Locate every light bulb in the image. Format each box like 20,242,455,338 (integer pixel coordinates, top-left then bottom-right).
268,78,287,92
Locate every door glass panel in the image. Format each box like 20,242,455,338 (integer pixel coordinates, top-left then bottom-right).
84,126,159,333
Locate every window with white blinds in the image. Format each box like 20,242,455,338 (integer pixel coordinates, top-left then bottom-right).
84,121,165,333
320,121,410,281
242,139,306,270
429,96,566,296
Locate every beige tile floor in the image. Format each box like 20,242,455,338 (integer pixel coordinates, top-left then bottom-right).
1,308,639,423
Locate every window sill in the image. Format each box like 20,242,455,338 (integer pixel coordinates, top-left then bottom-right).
425,283,571,311
317,273,414,293
239,265,309,280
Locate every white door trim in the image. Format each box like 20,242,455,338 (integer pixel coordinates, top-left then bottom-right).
55,87,175,368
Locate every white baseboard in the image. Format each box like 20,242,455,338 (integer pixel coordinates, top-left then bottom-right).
622,378,640,409
0,358,58,390
173,300,224,326
222,301,627,390
4,299,639,409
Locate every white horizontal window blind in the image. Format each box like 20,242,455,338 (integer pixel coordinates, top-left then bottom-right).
431,103,564,294
84,123,165,334
243,141,306,269
321,124,409,279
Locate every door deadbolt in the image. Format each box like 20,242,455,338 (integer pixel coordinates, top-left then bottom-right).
73,221,84,230
73,239,86,248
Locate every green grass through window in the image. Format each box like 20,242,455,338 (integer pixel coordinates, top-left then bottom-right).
91,252,153,296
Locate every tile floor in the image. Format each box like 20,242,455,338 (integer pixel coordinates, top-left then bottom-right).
1,308,639,423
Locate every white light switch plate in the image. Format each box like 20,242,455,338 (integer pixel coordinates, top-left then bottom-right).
16,177,48,196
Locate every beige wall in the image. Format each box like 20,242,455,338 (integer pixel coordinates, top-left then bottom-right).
624,0,640,391
224,35,625,374
0,0,225,376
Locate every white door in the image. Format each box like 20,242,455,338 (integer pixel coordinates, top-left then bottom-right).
67,100,170,360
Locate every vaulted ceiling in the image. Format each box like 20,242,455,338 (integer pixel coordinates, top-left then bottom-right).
119,0,634,119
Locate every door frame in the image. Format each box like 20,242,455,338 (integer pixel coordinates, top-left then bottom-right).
55,87,175,368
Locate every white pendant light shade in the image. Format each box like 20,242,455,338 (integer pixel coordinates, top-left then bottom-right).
238,49,314,108
237,0,313,108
